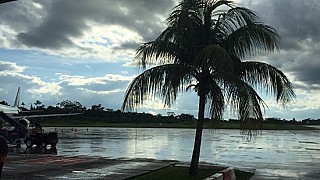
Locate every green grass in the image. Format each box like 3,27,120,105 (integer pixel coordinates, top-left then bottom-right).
42,119,317,130
208,121,316,130
131,166,253,180
235,170,255,180
131,166,222,180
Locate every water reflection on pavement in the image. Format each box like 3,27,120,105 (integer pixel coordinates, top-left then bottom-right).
42,127,320,179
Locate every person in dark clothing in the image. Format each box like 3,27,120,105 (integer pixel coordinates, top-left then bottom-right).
0,135,8,179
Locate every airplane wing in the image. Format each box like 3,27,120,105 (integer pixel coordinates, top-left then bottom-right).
11,111,84,119
1,87,84,120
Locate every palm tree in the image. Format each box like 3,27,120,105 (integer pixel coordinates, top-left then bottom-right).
122,0,295,175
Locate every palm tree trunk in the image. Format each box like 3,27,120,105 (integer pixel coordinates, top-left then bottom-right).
189,91,206,175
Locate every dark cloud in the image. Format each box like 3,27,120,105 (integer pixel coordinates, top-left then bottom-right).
289,56,320,88
244,0,320,44
12,0,174,49
17,0,90,49
115,41,141,50
1,0,320,119
0,1,42,31
241,0,320,90
18,31,74,49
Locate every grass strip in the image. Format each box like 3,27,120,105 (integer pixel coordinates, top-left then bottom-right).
42,120,317,130
131,166,253,180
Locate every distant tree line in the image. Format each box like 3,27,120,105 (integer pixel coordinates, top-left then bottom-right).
1,99,196,124
1,99,319,125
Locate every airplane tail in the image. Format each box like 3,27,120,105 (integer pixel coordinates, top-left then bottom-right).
13,87,21,107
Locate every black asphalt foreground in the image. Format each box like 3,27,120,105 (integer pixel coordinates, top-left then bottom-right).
3,142,320,179
2,154,175,180
3,154,320,179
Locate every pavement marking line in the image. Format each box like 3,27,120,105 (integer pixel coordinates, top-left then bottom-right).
14,156,89,165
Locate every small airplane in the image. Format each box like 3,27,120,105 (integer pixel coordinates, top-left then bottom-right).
0,87,23,115
0,87,83,147
0,87,84,119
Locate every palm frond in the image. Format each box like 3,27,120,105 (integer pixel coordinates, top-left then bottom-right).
222,22,280,58
224,78,266,136
196,44,234,75
207,81,225,120
203,0,234,41
122,64,196,111
240,61,296,105
224,76,266,117
135,42,176,68
212,7,259,39
166,0,203,27
225,7,259,27
208,5,280,58
124,0,294,138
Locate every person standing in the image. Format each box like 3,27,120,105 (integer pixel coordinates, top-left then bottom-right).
0,135,8,179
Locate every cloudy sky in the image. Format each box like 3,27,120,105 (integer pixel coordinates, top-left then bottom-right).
0,0,319,120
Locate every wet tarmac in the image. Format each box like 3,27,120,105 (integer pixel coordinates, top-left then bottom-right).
3,127,320,179
3,154,174,179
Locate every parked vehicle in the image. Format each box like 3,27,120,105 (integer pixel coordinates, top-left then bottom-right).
0,112,58,148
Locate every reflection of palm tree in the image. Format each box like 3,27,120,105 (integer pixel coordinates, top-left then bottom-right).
122,0,295,175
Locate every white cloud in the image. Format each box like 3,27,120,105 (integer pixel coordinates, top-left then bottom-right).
0,61,26,73
77,87,123,95
59,73,136,86
0,0,319,119
29,83,62,96
70,23,141,61
0,24,19,48
32,2,43,9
